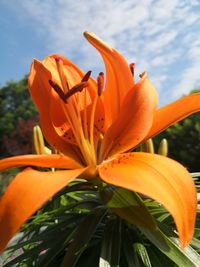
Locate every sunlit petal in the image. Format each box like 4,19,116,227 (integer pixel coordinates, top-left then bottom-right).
28,59,80,161
0,167,86,252
42,54,97,102
100,74,158,160
0,154,82,172
146,93,200,139
84,32,134,126
99,152,197,248
29,56,105,165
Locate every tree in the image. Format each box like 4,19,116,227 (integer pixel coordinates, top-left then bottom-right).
0,76,38,157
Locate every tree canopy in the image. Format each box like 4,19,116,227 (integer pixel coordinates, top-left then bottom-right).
0,77,38,157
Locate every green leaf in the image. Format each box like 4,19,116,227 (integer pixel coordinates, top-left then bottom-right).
140,226,200,267
147,247,176,267
3,214,85,266
60,207,106,267
133,243,152,267
190,237,200,251
122,227,151,267
100,187,156,230
122,229,137,267
99,218,121,267
37,227,77,267
75,243,101,267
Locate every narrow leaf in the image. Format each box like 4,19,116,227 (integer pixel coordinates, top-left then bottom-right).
122,229,142,267
99,218,121,267
60,207,106,267
140,226,200,267
101,187,156,230
134,243,152,267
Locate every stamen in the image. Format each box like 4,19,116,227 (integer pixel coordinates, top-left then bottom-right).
51,59,96,166
55,57,69,92
83,88,89,139
82,70,92,82
90,95,98,165
49,80,67,103
139,71,147,79
65,81,88,100
97,72,104,96
49,80,88,103
129,63,135,77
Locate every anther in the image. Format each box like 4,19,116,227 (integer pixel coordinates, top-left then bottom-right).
129,63,135,76
82,70,92,82
139,71,146,78
49,80,67,103
49,79,89,103
97,72,104,96
65,81,88,100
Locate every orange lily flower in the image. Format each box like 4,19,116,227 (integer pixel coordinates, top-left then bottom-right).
0,32,199,252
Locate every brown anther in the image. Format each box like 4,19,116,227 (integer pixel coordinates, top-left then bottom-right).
139,71,146,78
129,63,135,76
49,79,88,103
97,72,104,96
49,80,67,103
65,81,88,100
82,70,92,82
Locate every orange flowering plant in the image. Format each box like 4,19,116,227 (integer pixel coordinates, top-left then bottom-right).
1,32,200,264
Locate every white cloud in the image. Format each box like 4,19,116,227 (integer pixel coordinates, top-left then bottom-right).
3,0,200,105
173,42,200,97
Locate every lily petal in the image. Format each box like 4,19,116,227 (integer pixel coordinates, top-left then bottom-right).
146,93,200,139
0,167,86,252
42,54,97,102
0,154,82,172
29,59,80,161
84,32,134,125
100,74,158,160
99,152,197,248
29,56,104,159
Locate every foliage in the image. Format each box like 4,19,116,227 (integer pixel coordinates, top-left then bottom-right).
155,114,200,172
0,77,38,157
0,168,19,195
1,176,200,267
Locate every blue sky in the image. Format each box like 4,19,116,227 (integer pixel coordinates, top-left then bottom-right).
0,0,200,106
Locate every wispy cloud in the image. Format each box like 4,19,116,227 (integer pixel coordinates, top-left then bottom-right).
3,0,200,105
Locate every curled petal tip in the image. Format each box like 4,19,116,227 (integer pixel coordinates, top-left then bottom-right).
83,31,96,39
83,31,90,37
83,31,113,52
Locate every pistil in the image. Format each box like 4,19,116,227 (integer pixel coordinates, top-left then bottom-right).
55,57,70,93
